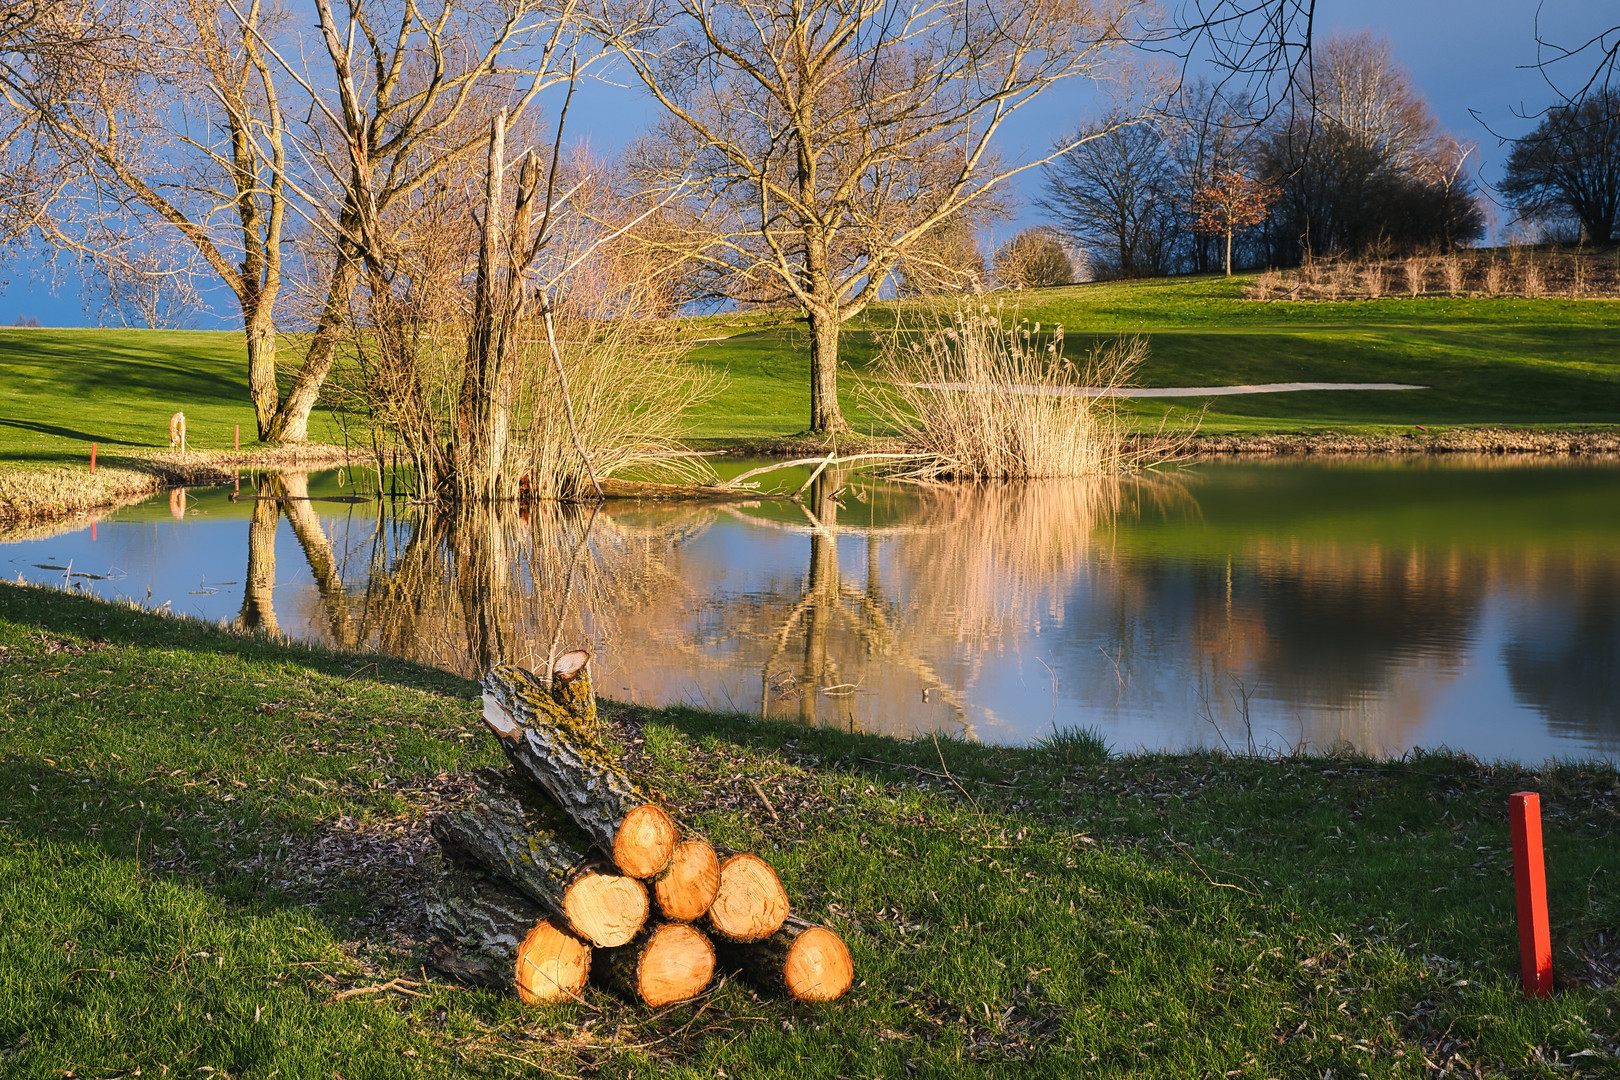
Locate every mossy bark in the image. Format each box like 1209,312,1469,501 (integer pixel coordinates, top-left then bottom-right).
431,768,647,946
482,663,676,878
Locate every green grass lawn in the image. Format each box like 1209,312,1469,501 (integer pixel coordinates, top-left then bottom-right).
4,582,1620,1077
679,276,1620,438
3,276,1618,466
0,329,343,468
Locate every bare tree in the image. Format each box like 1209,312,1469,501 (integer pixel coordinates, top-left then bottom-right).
6,0,292,434
1257,32,1483,260
1039,117,1178,279
896,216,991,298
1501,90,1620,246
248,0,592,442
596,0,1149,432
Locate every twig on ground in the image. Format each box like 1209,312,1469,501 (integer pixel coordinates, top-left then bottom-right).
748,778,780,822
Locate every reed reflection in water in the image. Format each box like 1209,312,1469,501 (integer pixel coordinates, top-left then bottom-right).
12,459,1618,758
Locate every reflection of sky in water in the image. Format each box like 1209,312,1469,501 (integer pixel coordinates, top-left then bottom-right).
4,459,1618,760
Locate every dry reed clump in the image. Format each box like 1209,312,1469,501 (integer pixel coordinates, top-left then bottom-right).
1247,248,1620,302
866,303,1163,479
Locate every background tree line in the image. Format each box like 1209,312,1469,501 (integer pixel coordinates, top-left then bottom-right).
1038,34,1489,279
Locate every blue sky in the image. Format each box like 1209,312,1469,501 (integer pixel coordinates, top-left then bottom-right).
3,0,1613,328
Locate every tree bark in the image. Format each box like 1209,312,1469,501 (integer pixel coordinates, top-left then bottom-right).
263,241,361,443
425,868,592,1002
1225,227,1234,277
592,922,715,1008
432,769,649,947
704,852,790,943
482,663,677,878
548,649,598,735
807,306,847,433
716,915,854,1002
244,295,279,441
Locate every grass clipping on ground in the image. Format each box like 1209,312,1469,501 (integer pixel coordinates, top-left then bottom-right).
865,302,1172,479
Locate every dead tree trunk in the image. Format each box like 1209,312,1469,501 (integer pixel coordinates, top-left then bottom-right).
482,663,677,878
592,922,715,1007
716,915,854,1002
432,769,648,947
425,869,592,1003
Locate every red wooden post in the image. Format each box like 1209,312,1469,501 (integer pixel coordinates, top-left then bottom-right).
90,442,97,473
90,521,97,541
234,424,240,451
1510,791,1553,997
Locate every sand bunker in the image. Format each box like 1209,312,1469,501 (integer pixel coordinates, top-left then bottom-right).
913,381,1427,398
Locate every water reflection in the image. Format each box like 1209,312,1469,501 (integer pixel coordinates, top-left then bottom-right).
5,458,1619,759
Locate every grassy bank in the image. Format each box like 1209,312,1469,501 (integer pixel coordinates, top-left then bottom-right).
3,582,1619,1077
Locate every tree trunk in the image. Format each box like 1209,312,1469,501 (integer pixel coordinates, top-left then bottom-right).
432,769,649,947
1225,228,1234,277
548,649,598,735
244,296,279,441
704,852,790,943
482,664,677,879
592,922,715,1008
716,915,854,1002
806,306,847,433
425,869,592,1003
652,839,721,923
263,243,362,443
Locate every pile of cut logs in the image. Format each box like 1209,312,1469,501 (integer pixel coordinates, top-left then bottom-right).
426,652,854,1008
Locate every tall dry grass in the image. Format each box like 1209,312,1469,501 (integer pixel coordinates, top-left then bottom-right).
1250,248,1620,303
867,303,1158,479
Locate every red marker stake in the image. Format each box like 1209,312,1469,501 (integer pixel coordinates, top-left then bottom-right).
90,442,97,473
1510,791,1553,997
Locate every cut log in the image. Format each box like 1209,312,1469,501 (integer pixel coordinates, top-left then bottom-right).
424,870,591,1002
652,838,721,923
513,919,593,1005
432,769,648,947
549,649,598,734
482,663,677,878
718,916,854,1003
704,852,791,943
594,922,715,1008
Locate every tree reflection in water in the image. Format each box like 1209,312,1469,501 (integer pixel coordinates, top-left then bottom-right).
225,464,1620,754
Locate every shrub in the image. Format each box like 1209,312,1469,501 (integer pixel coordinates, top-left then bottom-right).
867,302,1156,479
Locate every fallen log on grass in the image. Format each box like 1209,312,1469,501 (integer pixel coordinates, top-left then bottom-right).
594,922,716,1008
482,663,677,879
424,871,592,1003
718,915,854,1003
432,769,648,947
704,851,791,943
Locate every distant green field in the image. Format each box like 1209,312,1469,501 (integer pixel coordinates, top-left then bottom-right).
0,329,341,467
679,276,1620,438
2,275,1617,465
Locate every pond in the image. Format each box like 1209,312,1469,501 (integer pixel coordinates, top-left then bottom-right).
4,456,1618,761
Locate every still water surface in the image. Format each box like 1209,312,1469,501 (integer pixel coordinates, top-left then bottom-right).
4,457,1617,760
